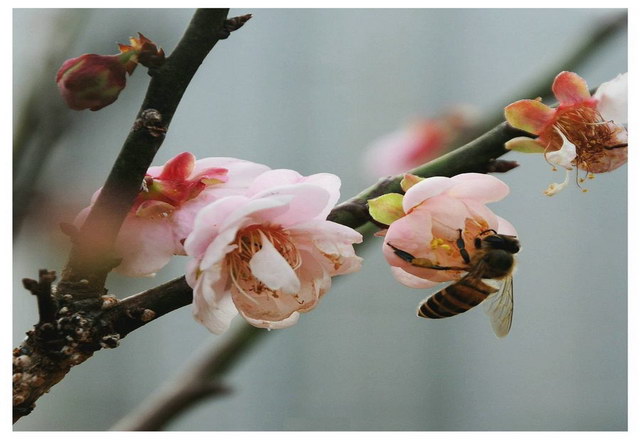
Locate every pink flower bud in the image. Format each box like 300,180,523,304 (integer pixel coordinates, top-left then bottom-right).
56,53,129,111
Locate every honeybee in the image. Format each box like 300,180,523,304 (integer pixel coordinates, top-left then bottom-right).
388,229,520,337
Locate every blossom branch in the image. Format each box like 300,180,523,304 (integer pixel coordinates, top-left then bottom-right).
59,8,230,294
13,8,237,424
327,122,532,230
107,120,531,430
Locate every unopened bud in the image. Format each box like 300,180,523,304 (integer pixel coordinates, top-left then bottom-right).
56,33,163,111
56,53,128,111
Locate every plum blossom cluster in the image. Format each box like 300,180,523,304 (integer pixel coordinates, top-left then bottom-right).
76,153,363,333
56,34,164,111
505,71,627,195
364,106,479,178
368,173,516,289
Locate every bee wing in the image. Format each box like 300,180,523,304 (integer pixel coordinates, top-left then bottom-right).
482,275,514,338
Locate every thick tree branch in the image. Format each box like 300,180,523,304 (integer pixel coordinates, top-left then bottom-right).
13,8,233,424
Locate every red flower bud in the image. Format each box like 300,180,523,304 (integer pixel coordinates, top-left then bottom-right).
56,34,164,111
56,53,129,111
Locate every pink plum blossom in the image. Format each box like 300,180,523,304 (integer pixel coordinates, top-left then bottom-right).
184,169,363,334
505,71,627,195
75,152,270,277
364,106,479,178
379,173,516,287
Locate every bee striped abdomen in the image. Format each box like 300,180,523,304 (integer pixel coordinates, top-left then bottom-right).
418,277,498,319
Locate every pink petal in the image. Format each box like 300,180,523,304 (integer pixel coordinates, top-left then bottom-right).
135,200,175,219
183,196,248,258
391,267,442,289
191,267,238,334
383,205,434,263
288,220,363,276
249,231,301,294
199,224,242,272
194,157,271,190
241,311,300,330
113,217,178,277
300,173,341,219
246,169,304,195
504,99,555,134
460,200,499,232
594,72,627,124
496,215,518,236
402,176,454,212
221,196,292,230
364,128,424,177
447,173,510,203
419,195,471,241
251,183,332,227
552,71,592,105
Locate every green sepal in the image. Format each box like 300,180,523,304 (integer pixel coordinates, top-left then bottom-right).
505,137,546,153
400,174,424,192
368,193,405,226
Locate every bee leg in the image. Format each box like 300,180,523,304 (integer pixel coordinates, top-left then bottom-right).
387,243,466,271
456,229,471,264
387,243,416,263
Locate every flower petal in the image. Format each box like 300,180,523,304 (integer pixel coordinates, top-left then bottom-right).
288,220,363,276
504,99,555,134
246,169,303,195
251,183,332,227
594,72,627,124
249,231,301,294
552,71,591,105
391,267,441,289
496,215,518,236
400,174,425,192
402,176,454,212
447,173,510,203
191,268,238,334
157,152,195,180
505,137,546,153
383,204,434,262
113,217,178,277
545,130,576,170
300,173,341,219
241,311,300,330
195,158,271,194
183,196,249,258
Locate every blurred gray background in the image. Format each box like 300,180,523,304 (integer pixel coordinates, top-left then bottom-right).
13,8,627,431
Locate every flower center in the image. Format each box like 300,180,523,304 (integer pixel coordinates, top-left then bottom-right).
226,225,302,300
553,105,626,173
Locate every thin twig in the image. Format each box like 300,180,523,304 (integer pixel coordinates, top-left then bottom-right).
111,326,262,431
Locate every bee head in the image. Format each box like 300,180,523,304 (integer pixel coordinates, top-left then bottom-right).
480,234,520,254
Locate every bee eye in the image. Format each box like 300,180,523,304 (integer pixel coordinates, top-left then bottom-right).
483,235,504,245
